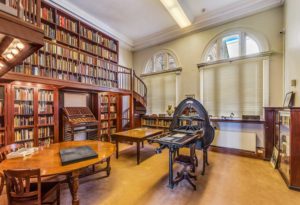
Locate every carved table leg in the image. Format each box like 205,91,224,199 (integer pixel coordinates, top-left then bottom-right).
116,138,119,159
137,141,140,165
168,147,174,189
68,170,80,205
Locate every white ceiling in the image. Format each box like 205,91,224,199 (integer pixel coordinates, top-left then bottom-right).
49,0,284,50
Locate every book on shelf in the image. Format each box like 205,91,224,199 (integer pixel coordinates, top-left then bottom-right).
14,129,34,142
80,41,100,55
39,90,54,102
110,105,116,112
100,113,108,120
39,138,53,146
56,14,78,33
79,25,101,43
100,129,108,135
56,29,78,47
102,37,117,52
38,103,53,114
40,6,54,22
41,41,57,54
38,116,54,124
14,116,34,127
57,45,79,60
38,126,53,139
15,88,34,101
101,121,109,128
41,23,56,39
14,103,34,115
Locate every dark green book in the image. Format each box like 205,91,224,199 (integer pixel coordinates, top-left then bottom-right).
59,145,98,166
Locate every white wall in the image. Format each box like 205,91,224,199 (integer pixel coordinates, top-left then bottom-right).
284,0,300,106
133,7,284,114
119,46,133,68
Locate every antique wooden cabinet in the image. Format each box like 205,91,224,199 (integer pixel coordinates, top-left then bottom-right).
264,107,300,190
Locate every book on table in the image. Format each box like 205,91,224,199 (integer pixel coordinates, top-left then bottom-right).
59,145,98,166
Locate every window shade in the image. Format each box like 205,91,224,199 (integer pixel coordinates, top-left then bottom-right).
144,73,176,114
203,58,263,118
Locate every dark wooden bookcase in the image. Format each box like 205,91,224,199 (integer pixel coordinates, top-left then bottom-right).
8,82,59,147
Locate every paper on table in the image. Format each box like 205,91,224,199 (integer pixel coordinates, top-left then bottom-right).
172,133,186,138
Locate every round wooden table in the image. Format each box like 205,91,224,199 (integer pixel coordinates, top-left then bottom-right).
0,140,115,205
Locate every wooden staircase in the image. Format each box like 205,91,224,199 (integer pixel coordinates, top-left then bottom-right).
133,72,147,127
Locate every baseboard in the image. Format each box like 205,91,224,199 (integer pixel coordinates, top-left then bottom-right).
209,146,264,159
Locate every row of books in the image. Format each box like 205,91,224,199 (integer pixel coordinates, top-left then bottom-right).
40,7,54,22
142,119,157,126
41,42,56,54
38,127,53,138
110,105,116,112
110,113,117,119
39,90,54,102
38,138,53,146
57,45,78,60
100,113,109,120
38,104,53,114
14,116,34,127
56,14,78,33
80,26,100,42
102,48,118,62
39,53,56,68
15,88,34,101
80,41,101,56
0,102,3,115
158,120,172,127
38,116,54,125
42,23,55,39
101,121,109,128
56,30,78,47
110,128,117,134
100,129,108,135
102,38,117,52
14,103,34,115
24,53,38,65
0,132,4,145
100,96,109,103
110,96,117,103
100,105,108,113
79,53,95,65
14,129,34,142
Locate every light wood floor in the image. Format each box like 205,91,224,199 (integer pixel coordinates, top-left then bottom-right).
59,143,300,205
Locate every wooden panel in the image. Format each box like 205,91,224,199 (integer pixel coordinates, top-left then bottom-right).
290,109,300,188
264,108,276,160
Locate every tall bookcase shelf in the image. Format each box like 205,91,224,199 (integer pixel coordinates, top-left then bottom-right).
0,85,5,147
9,83,59,147
96,92,120,141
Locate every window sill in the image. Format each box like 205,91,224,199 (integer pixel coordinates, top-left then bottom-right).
140,67,182,78
198,51,272,69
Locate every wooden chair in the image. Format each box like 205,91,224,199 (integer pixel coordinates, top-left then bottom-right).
0,144,23,162
4,169,60,205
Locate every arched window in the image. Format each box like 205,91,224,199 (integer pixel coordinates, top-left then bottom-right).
200,29,270,120
144,50,179,74
204,31,265,62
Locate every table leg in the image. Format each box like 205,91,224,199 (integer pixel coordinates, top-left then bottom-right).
137,141,140,165
142,141,144,148
116,138,119,159
168,148,174,189
67,170,80,205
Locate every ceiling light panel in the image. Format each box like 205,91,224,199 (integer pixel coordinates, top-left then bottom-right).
160,0,191,28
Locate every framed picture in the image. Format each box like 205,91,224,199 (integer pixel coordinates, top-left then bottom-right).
270,147,279,169
283,92,295,108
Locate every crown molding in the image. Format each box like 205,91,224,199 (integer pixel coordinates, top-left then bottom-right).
132,0,284,51
46,0,134,50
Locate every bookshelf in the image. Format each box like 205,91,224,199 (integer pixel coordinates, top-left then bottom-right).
0,86,5,147
141,116,172,130
10,83,58,147
98,92,120,140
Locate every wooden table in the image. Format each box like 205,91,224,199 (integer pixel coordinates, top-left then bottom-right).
0,140,114,205
113,128,163,164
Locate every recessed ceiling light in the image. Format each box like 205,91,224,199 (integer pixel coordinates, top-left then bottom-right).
160,0,191,28
11,48,19,55
16,42,25,50
6,53,14,59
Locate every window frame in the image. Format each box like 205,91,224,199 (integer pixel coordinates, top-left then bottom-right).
203,30,265,63
143,50,180,75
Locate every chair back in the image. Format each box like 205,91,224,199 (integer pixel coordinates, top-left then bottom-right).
4,169,41,204
0,144,23,162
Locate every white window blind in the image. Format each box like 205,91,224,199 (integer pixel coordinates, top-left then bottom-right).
144,73,176,114
203,58,263,118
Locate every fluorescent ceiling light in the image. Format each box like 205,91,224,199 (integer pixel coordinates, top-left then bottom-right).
160,0,191,28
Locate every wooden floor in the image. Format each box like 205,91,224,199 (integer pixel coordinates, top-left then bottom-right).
58,143,300,205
